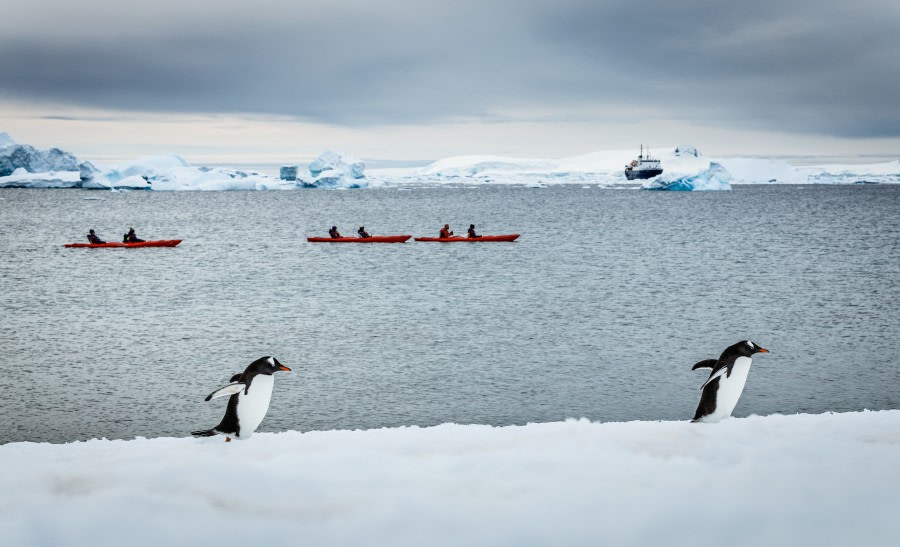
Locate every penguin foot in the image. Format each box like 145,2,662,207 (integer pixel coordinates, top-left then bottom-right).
225,437,232,443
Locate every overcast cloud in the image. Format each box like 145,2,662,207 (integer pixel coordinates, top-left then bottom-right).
1,0,898,140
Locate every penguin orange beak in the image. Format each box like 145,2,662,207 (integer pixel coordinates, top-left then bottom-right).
278,365,292,372
757,347,769,353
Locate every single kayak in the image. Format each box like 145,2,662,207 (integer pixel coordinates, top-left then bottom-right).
307,235,412,243
414,234,520,242
64,239,183,248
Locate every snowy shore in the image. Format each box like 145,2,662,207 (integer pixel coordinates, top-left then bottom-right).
3,411,899,546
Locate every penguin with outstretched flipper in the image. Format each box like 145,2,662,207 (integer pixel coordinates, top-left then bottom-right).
692,341,769,423
192,356,291,441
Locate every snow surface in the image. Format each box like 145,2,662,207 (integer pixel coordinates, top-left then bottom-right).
2,411,899,546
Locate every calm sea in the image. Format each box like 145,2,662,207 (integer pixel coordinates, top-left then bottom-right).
1,184,898,444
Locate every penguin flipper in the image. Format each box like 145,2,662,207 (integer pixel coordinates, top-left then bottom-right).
700,367,727,390
691,359,718,371
229,373,243,382
204,383,246,402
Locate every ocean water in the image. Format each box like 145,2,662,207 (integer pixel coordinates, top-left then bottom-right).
1,184,899,444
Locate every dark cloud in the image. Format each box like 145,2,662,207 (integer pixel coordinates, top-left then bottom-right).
1,0,898,137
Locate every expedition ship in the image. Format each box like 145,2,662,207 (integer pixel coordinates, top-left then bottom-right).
624,145,663,180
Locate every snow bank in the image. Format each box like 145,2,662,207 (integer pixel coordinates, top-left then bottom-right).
2,411,899,546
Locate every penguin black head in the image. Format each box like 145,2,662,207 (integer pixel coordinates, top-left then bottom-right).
735,340,769,357
248,356,292,375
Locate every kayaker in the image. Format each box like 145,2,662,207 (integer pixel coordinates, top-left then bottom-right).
329,226,342,239
124,227,145,243
467,224,481,239
87,229,105,244
439,224,454,238
357,226,371,239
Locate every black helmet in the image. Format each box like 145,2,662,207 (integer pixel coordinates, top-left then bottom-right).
89,229,95,234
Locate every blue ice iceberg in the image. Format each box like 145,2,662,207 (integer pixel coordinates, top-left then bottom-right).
642,162,733,191
303,150,368,188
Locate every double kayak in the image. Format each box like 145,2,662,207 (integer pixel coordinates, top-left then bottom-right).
64,239,182,248
307,235,412,243
414,234,520,242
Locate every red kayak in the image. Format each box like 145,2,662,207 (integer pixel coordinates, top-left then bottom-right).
64,239,182,248
307,235,412,243
414,234,520,242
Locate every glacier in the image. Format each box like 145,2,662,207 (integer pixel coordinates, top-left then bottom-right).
1,411,898,546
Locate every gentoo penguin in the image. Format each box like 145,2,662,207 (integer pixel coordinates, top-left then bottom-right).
691,340,769,423
192,356,291,441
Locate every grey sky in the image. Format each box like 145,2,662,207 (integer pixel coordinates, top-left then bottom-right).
1,0,898,159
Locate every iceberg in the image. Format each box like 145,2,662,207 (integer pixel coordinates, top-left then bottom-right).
0,141,80,178
642,161,733,191
279,165,298,181
2,131,898,190
0,411,898,546
0,134,370,191
304,150,368,188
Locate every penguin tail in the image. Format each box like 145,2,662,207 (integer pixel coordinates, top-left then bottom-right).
191,428,217,437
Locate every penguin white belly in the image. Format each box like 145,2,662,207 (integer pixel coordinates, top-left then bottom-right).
705,356,752,422
236,375,274,438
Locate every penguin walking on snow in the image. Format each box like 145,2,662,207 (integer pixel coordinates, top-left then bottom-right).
192,356,291,441
691,340,769,423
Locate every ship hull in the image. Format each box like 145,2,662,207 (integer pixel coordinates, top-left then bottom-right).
625,168,663,180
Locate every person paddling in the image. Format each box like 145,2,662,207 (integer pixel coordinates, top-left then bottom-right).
123,227,145,243
439,224,454,238
329,226,342,239
357,226,371,239
87,229,105,244
467,224,481,239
